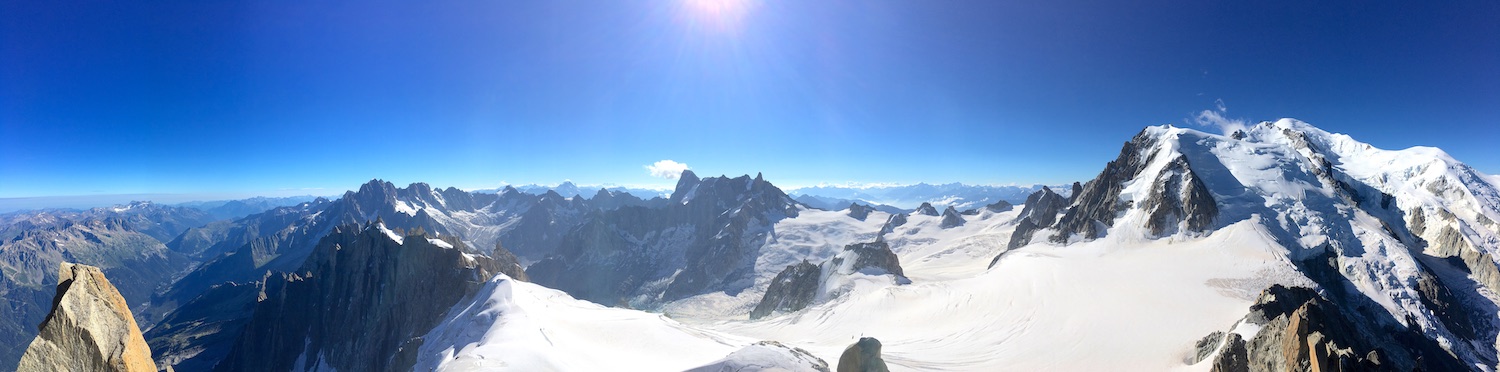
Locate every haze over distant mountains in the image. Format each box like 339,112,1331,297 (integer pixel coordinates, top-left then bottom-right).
486,181,1062,215
787,183,1068,212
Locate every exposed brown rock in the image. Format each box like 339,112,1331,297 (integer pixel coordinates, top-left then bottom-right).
17,263,156,372
1208,285,1464,372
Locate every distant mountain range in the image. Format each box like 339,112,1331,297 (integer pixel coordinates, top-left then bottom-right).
174,196,321,220
788,182,1070,212
472,181,671,199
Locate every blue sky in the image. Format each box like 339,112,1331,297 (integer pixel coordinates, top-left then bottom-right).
2,0,1496,202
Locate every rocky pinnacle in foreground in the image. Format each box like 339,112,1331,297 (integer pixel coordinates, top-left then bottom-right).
17,262,157,372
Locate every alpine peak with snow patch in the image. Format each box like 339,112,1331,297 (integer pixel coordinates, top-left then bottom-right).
999,119,1500,369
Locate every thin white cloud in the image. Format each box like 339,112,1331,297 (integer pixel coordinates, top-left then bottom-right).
1189,99,1248,135
646,160,690,179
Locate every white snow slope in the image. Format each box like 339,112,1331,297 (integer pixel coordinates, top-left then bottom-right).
415,274,748,371
415,119,1500,371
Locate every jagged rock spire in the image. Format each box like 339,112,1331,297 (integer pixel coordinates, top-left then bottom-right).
19,263,156,372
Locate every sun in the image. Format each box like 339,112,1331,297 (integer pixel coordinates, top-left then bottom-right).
679,0,757,34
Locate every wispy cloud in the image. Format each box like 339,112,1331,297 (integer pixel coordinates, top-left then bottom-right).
646,160,690,179
1188,99,1249,135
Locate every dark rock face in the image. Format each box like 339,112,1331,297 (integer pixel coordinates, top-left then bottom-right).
213,223,501,372
149,179,602,368
670,170,703,201
750,242,907,319
983,200,1015,213
1208,285,1466,372
1004,186,1067,250
528,172,801,307
1052,132,1158,242
990,186,1071,268
1017,187,1066,228
939,206,966,228
914,202,939,217
876,213,908,239
1191,331,1225,364
1142,156,1218,236
18,263,157,372
749,261,821,320
1411,261,1488,343
836,337,890,372
1412,207,1500,297
144,281,259,371
489,241,529,282
831,242,904,278
145,199,336,325
1213,333,1249,372
1067,182,1084,205
847,203,876,221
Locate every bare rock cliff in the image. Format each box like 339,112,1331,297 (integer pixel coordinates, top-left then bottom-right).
17,262,156,372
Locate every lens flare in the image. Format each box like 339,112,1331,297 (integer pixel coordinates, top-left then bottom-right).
679,0,756,34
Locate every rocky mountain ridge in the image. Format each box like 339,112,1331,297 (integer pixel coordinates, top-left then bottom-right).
527,171,804,307
213,221,507,372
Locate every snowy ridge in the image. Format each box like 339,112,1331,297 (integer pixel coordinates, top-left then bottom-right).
415,275,747,371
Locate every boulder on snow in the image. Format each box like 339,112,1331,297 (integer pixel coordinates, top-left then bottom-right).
836,337,889,372
18,262,157,372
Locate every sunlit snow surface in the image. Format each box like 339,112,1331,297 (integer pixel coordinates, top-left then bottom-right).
415,275,746,371
418,214,1311,371
414,119,1500,371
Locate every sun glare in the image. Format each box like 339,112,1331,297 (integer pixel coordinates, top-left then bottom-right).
680,0,756,34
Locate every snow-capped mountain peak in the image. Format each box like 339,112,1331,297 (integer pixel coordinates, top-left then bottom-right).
1000,119,1500,368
